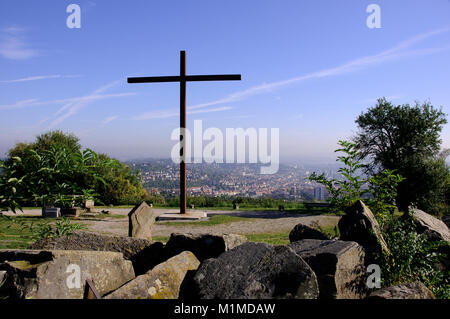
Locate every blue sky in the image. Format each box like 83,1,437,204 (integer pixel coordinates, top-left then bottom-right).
1,0,450,162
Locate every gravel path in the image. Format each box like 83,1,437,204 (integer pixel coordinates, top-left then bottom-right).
3,208,341,238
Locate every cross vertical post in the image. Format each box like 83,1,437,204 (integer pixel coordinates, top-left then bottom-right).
128,51,241,215
180,51,187,215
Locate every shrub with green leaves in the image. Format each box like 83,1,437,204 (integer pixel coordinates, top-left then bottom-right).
379,210,449,298
309,140,403,219
1,143,117,212
366,169,405,226
1,130,148,211
309,139,449,298
0,157,25,213
309,140,367,211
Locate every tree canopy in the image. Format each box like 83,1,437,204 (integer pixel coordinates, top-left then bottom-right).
8,130,81,159
354,98,449,214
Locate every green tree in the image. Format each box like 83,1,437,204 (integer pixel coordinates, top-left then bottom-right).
354,98,449,214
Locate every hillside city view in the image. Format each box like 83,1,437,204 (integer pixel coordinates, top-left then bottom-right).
131,159,336,201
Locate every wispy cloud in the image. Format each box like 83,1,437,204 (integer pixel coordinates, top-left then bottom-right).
132,26,450,121
187,26,450,111
49,80,131,127
0,92,135,111
101,115,119,126
1,26,25,35
0,74,82,83
133,106,232,120
0,26,38,60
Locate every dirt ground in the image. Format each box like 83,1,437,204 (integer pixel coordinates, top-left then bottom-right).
3,208,341,238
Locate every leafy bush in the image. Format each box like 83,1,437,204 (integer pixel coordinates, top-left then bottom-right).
366,169,404,226
0,157,25,213
309,140,367,211
309,139,449,298
1,144,115,211
379,210,449,298
90,153,149,205
1,131,149,210
33,217,86,240
309,140,404,218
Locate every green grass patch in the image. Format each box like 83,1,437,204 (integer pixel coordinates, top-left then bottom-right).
0,216,44,249
245,232,290,245
185,207,284,213
157,214,255,226
80,213,127,220
152,236,170,243
0,216,85,250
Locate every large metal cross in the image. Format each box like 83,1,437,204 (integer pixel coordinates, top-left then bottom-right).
128,51,241,215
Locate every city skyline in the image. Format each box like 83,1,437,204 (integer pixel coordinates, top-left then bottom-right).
131,158,336,201
1,1,450,163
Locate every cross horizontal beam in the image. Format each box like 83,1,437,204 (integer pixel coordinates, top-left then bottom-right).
128,74,241,84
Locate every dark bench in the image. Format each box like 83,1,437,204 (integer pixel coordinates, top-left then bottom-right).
303,202,331,212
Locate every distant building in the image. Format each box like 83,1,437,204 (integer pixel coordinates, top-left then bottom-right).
290,185,297,195
313,186,323,201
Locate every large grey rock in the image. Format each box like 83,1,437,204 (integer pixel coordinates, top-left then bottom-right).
411,208,450,243
128,201,156,241
368,281,435,299
163,233,248,262
104,251,199,299
289,224,329,242
0,250,135,299
190,242,319,299
339,200,390,262
29,231,164,275
289,239,366,299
